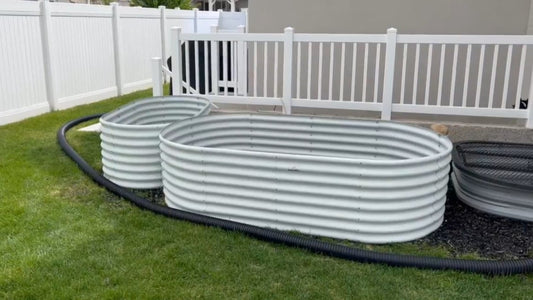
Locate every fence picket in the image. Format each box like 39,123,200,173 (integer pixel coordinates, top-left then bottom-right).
526,68,533,129
232,40,236,92
488,45,499,108
194,40,200,93
307,42,312,99
185,40,191,94
424,44,433,105
362,43,368,101
253,41,258,97
449,44,459,106
474,45,485,108
210,26,219,96
222,40,228,96
437,44,445,106
400,44,408,104
274,41,279,98
203,40,208,95
501,45,513,108
374,43,381,103
329,42,335,100
339,42,346,101
350,43,357,102
263,42,268,97
461,44,472,107
297,42,301,99
515,45,526,109
412,43,420,104
318,42,323,99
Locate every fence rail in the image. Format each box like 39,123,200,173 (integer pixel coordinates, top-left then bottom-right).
154,27,533,128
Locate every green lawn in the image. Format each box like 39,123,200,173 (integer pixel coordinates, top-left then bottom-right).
1,89,531,299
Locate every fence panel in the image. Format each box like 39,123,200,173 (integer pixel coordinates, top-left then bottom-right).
120,7,161,93
196,10,219,33
0,1,225,126
394,34,533,120
0,1,48,125
175,31,388,113
50,3,116,109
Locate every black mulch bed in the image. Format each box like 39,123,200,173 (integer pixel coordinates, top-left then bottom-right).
133,186,532,260
420,187,533,260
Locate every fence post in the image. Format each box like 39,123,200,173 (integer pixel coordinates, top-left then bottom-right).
193,8,198,33
152,57,163,96
282,27,294,115
381,28,397,121
210,25,219,95
236,25,247,96
111,2,124,96
171,27,182,95
39,0,57,111
241,8,248,32
527,66,533,128
159,5,167,82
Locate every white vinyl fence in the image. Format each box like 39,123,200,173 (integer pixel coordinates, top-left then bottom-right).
154,27,533,128
0,0,220,125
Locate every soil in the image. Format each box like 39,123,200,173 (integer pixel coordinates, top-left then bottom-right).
420,187,533,259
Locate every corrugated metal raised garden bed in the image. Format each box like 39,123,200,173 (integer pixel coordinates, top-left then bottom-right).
160,114,453,243
100,96,210,189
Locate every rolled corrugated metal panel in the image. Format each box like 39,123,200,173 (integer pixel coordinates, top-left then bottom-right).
100,96,211,189
451,142,533,222
160,114,453,243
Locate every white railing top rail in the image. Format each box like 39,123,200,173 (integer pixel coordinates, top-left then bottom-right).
294,34,386,43
180,32,388,43
397,34,533,45
180,32,533,45
180,32,283,42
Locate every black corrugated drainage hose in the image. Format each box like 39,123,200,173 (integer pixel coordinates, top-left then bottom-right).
58,114,533,275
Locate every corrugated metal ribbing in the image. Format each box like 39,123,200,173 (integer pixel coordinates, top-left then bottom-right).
51,16,115,100
160,114,453,243
0,15,47,113
451,142,533,221
452,169,533,221
100,96,211,189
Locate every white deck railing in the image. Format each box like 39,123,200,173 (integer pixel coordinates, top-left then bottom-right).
153,27,533,128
